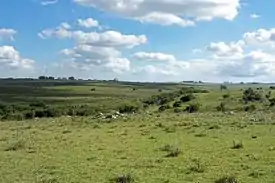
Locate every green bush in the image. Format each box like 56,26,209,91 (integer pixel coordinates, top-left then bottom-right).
111,174,134,183
216,102,226,112
243,88,263,102
119,104,139,114
244,104,256,112
215,176,238,183
173,101,182,108
29,101,47,108
159,105,171,112
223,94,230,99
185,103,200,113
180,94,195,103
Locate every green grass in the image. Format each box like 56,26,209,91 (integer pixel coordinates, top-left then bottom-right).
1,80,275,182
1,112,275,183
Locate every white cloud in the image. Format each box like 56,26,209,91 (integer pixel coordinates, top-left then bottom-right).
250,14,261,19
133,52,176,62
0,28,17,41
72,30,147,48
38,22,71,39
206,41,244,58
41,0,58,6
39,24,147,48
243,28,275,46
0,46,35,69
74,0,240,26
137,12,195,27
78,18,99,28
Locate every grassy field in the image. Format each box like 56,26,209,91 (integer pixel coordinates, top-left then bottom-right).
1,80,275,183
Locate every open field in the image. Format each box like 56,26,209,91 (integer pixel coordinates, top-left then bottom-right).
1,80,275,182
1,113,275,183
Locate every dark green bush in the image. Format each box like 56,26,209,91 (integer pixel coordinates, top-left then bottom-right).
244,104,256,112
215,176,238,183
180,94,195,103
90,88,96,91
243,88,263,102
269,98,275,107
119,104,139,114
223,94,230,99
111,174,134,183
173,101,182,108
159,105,171,112
29,101,47,108
216,102,226,112
185,103,200,113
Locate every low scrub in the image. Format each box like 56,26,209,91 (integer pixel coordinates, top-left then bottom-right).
118,104,139,114
244,104,256,112
216,102,226,112
189,158,206,173
180,94,195,103
185,103,200,113
215,176,238,183
159,105,171,112
232,140,244,149
173,101,182,108
111,174,134,183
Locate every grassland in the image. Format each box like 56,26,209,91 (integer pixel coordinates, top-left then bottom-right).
1,80,275,183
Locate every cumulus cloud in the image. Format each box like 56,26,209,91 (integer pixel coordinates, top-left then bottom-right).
243,28,275,46
78,18,99,28
133,52,176,62
41,0,58,6
0,28,17,41
250,14,261,19
73,30,147,48
39,23,147,48
137,12,195,27
206,41,244,58
0,46,35,69
38,22,72,39
74,0,240,26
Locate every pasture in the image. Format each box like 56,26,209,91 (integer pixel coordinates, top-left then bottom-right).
1,80,275,183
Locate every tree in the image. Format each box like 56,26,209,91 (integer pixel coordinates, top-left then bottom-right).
220,85,227,92
38,76,46,80
68,76,75,80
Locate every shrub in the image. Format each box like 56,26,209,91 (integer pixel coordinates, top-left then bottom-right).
266,91,272,99
4,140,25,151
111,174,134,183
90,88,96,91
223,94,230,99
119,104,139,114
180,94,195,103
173,101,182,108
243,88,263,102
216,102,226,112
270,86,275,90
174,108,182,113
232,140,243,149
189,158,206,173
158,89,162,92
159,105,171,112
165,147,181,158
269,98,275,107
185,103,200,113
244,104,256,112
215,176,238,183
29,101,47,108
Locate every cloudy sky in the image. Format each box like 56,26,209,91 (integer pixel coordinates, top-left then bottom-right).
0,0,275,82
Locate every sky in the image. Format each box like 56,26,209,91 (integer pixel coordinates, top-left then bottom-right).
1,0,275,82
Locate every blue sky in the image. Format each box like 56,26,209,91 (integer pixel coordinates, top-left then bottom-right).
1,0,275,82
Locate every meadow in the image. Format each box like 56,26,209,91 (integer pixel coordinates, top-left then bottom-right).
1,80,275,183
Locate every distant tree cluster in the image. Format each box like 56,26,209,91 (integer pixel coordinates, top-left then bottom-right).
38,76,75,80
